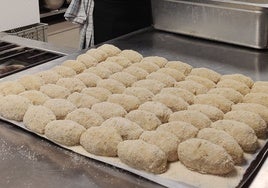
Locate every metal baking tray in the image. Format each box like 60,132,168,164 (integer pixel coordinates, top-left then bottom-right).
1,28,268,188
0,109,267,188
151,0,268,49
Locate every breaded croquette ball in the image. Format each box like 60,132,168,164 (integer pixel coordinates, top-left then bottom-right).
80,126,122,156
187,104,224,122
194,94,233,113
107,94,141,112
174,80,208,95
45,120,85,146
43,99,76,119
117,140,167,174
197,128,244,164
169,110,211,130
65,108,104,128
101,117,143,140
0,95,31,121
125,110,161,131
91,102,127,120
189,68,221,83
61,60,86,74
217,79,250,95
40,84,71,99
138,101,172,123
212,120,259,152
118,49,143,63
23,105,56,134
178,138,234,175
140,130,178,161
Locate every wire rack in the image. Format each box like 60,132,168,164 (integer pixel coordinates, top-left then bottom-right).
4,23,48,42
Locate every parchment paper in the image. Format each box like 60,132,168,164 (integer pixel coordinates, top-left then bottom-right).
1,117,266,188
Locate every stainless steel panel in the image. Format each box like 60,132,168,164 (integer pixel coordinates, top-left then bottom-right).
151,0,268,48
231,0,268,5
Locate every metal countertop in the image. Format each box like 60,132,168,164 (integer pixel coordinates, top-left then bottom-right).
0,28,268,188
109,28,268,81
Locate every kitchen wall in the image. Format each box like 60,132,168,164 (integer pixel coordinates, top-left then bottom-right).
47,20,80,49
0,0,40,31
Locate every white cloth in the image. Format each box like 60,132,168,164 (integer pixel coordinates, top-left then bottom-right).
64,0,94,49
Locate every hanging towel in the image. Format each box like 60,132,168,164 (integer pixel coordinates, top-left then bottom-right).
64,0,94,49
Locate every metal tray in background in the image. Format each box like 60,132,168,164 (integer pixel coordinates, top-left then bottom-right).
151,0,268,49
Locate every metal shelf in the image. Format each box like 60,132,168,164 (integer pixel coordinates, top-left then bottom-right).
40,8,67,19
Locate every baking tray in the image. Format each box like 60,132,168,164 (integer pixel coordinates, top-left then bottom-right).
1,28,268,187
151,0,268,49
0,57,267,188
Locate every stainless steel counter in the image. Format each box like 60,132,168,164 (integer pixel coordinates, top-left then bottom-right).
0,28,268,188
